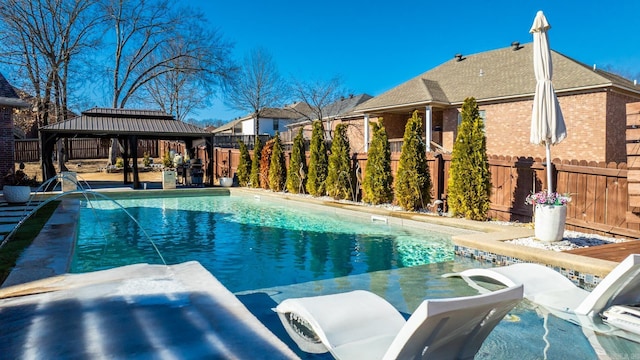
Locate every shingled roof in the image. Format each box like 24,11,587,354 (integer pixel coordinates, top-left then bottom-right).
355,43,640,113
40,107,209,138
0,73,29,108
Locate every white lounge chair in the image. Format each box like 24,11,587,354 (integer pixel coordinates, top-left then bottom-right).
448,254,640,319
275,285,523,360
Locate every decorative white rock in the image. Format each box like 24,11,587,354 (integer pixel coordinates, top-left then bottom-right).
534,204,567,242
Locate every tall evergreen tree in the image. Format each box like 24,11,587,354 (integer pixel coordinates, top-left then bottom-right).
448,97,492,220
249,137,263,188
306,120,328,196
395,111,432,211
260,139,274,189
326,123,353,200
362,120,393,204
236,139,252,187
268,132,286,191
286,128,307,193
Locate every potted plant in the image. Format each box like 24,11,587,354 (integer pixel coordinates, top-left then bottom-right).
3,168,36,204
219,160,233,187
526,191,571,242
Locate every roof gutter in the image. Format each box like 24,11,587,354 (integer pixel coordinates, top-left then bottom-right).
354,100,450,114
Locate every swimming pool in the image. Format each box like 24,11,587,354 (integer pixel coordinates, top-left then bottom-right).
72,192,639,359
73,193,472,292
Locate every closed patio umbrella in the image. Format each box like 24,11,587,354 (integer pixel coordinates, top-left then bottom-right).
530,10,566,194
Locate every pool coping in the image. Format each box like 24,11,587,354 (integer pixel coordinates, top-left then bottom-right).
2,187,619,289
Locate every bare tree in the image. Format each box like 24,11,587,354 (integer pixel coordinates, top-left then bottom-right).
289,77,346,139
0,0,101,125
224,47,288,142
101,0,234,163
102,0,230,109
139,29,234,121
0,0,102,181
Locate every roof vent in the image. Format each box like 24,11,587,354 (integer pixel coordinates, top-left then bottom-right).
593,64,597,71
635,80,638,86
511,41,522,50
454,54,464,62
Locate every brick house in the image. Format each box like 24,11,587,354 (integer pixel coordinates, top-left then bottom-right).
282,94,372,150
350,42,640,162
0,73,29,187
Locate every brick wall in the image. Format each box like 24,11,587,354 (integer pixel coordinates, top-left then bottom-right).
0,106,15,187
482,92,610,161
608,91,640,163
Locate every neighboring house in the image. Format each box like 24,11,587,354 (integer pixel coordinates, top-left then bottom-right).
212,102,312,137
0,72,29,186
283,94,373,152
351,42,640,163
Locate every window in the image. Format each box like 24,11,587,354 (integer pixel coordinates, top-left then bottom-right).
273,119,279,132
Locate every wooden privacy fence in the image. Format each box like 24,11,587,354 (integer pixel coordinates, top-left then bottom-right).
213,146,638,239
14,138,160,162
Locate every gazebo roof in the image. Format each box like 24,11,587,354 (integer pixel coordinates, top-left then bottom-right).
40,107,209,139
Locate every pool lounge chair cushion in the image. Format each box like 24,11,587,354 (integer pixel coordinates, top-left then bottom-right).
275,285,523,360
450,254,640,318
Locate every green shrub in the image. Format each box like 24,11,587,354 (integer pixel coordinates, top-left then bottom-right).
395,110,432,211
268,133,286,191
306,120,328,196
237,139,252,187
249,137,263,188
162,151,172,168
326,123,353,200
362,119,393,204
286,128,307,194
447,97,492,220
142,151,151,167
259,138,274,190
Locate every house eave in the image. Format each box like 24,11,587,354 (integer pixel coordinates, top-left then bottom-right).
354,100,450,115
0,97,30,108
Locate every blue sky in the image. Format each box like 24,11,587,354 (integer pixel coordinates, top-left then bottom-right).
188,0,640,121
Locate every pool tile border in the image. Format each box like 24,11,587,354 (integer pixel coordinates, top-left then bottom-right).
454,245,602,290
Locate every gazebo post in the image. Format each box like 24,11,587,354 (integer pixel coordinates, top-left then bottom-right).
39,131,57,187
131,135,140,189
122,137,129,184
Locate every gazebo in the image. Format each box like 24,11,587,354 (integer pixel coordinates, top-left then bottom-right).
39,108,212,189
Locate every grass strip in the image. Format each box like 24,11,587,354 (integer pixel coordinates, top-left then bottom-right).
0,201,60,285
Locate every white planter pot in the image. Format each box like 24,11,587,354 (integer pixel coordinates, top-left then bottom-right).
219,177,233,187
3,185,32,204
534,204,567,242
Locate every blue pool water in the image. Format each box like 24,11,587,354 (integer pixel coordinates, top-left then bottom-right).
73,194,465,292
72,193,640,359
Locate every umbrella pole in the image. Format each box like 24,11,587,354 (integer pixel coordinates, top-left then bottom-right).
546,142,553,194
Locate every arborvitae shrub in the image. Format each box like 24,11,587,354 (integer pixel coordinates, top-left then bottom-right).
259,139,274,189
447,97,492,220
162,151,172,168
362,119,393,204
306,120,328,196
286,128,307,194
268,132,286,191
326,123,353,200
237,139,252,187
395,110,432,211
249,137,262,188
